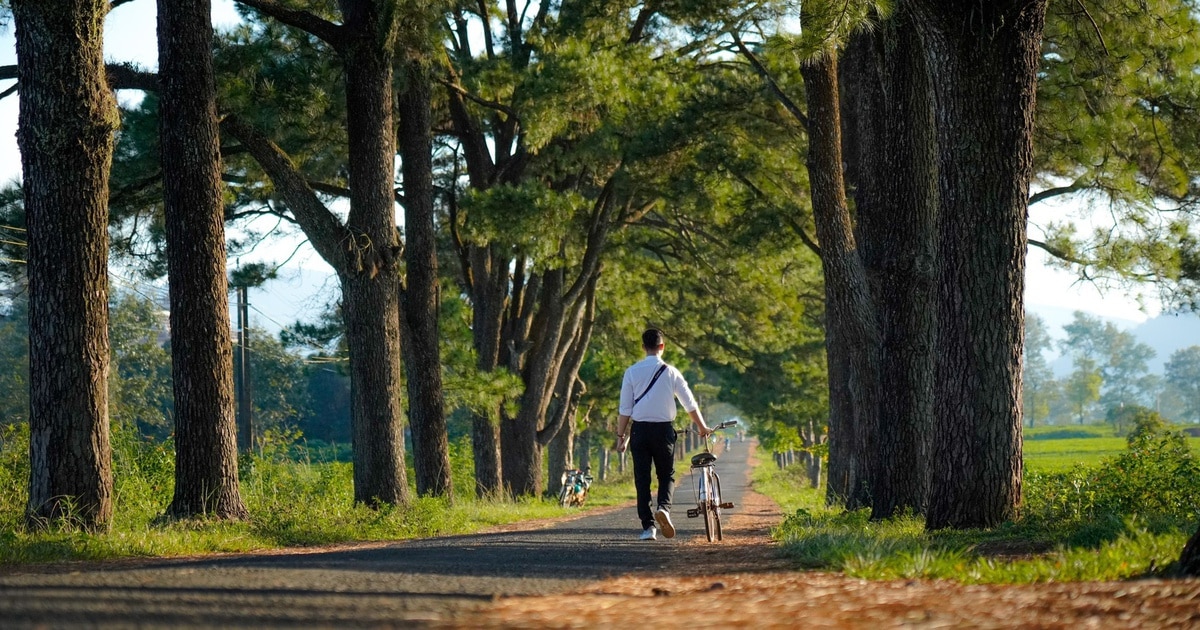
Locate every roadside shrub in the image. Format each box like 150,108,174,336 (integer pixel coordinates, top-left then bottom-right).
1025,424,1200,527
0,423,29,530
1091,427,1200,523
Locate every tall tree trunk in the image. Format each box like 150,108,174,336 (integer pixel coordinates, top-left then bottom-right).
844,9,938,520
159,0,248,520
398,58,451,498
469,246,507,497
15,0,116,531
545,403,575,497
801,50,881,511
913,0,1047,529
341,7,409,506
502,270,566,496
576,427,592,473
218,1,412,507
224,0,413,507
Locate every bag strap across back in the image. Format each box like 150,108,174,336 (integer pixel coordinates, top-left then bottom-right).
633,364,669,407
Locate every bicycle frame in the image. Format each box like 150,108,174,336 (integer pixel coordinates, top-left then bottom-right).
685,420,737,542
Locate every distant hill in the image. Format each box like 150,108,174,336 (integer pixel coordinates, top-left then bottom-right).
1031,306,1200,376
1130,311,1200,373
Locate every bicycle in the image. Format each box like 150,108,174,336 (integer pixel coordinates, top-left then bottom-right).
685,420,738,542
557,467,593,507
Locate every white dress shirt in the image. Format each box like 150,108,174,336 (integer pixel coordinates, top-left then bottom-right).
618,355,699,422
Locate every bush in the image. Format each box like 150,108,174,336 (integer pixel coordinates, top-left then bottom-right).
1025,424,1200,528
1092,427,1200,523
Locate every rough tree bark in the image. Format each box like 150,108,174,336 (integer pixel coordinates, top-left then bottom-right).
159,0,249,520
15,0,116,531
842,8,938,520
800,50,881,511
911,0,1048,529
398,57,451,498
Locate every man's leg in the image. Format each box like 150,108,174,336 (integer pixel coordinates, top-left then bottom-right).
630,424,654,530
651,423,677,513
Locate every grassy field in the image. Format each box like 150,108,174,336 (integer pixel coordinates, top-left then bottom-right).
1023,425,1200,472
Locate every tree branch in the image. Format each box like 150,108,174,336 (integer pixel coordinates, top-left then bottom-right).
233,0,346,50
1028,238,1092,266
1074,0,1109,56
437,76,520,121
219,114,352,274
731,31,809,131
3,64,159,97
628,1,657,44
1029,181,1086,206
106,63,160,92
109,0,138,13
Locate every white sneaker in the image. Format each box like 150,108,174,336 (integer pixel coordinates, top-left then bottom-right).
640,526,657,541
655,507,676,539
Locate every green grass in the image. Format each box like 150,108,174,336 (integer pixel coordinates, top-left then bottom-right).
754,428,1200,584
1024,437,1130,472
1022,425,1200,472
755,465,1189,584
0,426,637,566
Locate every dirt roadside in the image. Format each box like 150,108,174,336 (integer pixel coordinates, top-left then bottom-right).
460,449,1200,629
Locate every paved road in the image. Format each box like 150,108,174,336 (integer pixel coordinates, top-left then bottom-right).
0,440,755,628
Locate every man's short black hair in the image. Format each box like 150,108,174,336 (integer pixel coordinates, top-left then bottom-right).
642,328,665,350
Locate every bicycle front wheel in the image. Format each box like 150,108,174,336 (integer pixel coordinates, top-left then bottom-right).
558,485,571,507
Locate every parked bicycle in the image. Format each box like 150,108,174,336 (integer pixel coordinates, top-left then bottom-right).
685,419,738,542
558,467,593,507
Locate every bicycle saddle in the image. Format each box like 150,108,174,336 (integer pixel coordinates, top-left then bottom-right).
691,452,717,467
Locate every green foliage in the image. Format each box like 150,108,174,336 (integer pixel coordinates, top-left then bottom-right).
1035,0,1200,309
1122,406,1172,442
458,182,588,264
439,293,523,422
247,328,312,436
1093,426,1200,521
0,304,28,427
108,291,173,438
0,422,29,530
1025,424,1200,528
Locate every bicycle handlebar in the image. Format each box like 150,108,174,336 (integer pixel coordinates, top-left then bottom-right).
678,419,738,437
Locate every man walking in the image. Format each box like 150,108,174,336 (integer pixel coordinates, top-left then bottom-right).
615,328,711,540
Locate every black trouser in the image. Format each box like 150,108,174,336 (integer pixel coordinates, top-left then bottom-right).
630,421,677,530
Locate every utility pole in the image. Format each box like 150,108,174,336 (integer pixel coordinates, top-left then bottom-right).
230,262,275,455
235,284,253,453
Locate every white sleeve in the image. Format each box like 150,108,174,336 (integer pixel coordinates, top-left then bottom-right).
618,370,634,416
671,367,699,413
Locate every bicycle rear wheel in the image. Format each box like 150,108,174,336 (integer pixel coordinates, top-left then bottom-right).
712,474,724,541
558,485,571,507
703,470,717,542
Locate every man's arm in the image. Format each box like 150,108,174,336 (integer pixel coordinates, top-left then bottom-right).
688,409,712,437
615,414,631,452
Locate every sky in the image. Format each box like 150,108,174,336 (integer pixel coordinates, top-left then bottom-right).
0,1,1183,338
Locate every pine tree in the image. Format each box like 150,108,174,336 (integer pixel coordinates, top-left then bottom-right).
13,0,116,531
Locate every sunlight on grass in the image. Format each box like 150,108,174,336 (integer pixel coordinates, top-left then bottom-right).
753,427,1199,584
0,427,635,565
